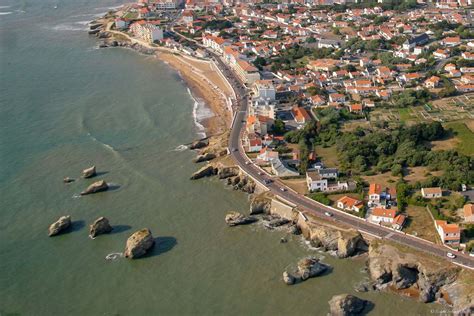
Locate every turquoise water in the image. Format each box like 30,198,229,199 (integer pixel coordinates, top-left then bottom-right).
0,1,441,315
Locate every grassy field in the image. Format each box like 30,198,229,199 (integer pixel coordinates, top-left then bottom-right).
361,172,399,189
403,205,440,244
315,145,339,168
398,108,412,122
281,178,308,195
403,167,444,185
445,121,474,156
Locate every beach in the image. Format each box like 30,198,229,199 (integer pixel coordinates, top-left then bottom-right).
156,52,234,137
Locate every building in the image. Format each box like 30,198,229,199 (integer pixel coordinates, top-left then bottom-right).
368,183,382,204
337,196,364,213
370,207,396,224
317,168,338,179
421,187,442,199
306,171,328,192
130,22,163,43
464,203,474,222
392,214,406,230
292,107,311,124
435,220,461,247
154,0,183,10
403,33,429,50
253,80,276,101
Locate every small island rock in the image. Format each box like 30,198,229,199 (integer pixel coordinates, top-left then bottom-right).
190,165,216,180
63,177,75,183
89,217,113,238
193,153,216,163
328,294,368,316
80,180,109,195
82,166,97,178
283,271,295,285
48,215,72,236
225,211,258,226
189,139,209,150
124,228,154,259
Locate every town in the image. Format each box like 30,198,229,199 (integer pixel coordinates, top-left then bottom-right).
103,0,473,255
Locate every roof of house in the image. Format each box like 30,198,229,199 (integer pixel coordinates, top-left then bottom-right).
307,171,323,181
337,196,363,208
394,214,406,226
464,203,474,218
372,207,396,219
435,220,460,234
369,183,382,196
422,187,442,195
292,107,311,122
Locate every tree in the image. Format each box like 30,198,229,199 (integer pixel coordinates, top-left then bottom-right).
272,119,286,135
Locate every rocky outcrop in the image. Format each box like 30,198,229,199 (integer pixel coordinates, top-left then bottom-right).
89,217,113,238
225,211,258,226
297,217,367,258
263,214,290,229
189,139,209,150
328,294,368,316
367,241,463,306
80,180,109,195
82,166,96,178
63,177,75,183
48,216,72,236
217,166,239,179
190,165,216,180
124,228,154,259
193,153,216,163
249,193,272,215
283,257,329,285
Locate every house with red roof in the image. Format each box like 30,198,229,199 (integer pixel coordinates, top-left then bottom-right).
435,220,461,247
337,196,364,213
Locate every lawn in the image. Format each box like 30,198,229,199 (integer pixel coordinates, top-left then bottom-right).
403,205,440,244
398,108,412,122
315,145,339,168
445,121,474,156
403,166,443,185
361,172,399,189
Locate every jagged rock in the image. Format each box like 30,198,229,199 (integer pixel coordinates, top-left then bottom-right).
124,228,154,259
283,271,295,285
193,153,216,163
265,218,290,229
190,165,216,180
355,281,371,293
48,216,71,236
80,180,109,195
230,176,241,186
225,211,258,226
82,166,96,178
287,224,301,235
189,139,209,150
249,194,272,215
217,166,239,179
297,257,328,280
337,231,368,258
393,264,419,290
89,217,113,238
63,177,75,183
328,294,368,316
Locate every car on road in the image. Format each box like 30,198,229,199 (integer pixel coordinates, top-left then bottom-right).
232,148,238,152
446,252,456,259
324,212,333,217
258,172,263,175
263,179,272,185
280,187,286,192
469,252,474,257
245,161,250,165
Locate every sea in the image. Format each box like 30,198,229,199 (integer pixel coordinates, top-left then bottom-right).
0,0,443,315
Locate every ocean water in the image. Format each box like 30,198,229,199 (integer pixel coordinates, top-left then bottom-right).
0,1,443,315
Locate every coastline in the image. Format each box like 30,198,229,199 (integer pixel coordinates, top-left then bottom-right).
156,52,233,137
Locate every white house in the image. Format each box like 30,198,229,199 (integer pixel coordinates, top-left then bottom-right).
435,220,460,247
130,23,163,43
421,187,442,199
370,207,396,224
306,171,328,192
253,80,276,101
368,183,382,204
337,196,364,213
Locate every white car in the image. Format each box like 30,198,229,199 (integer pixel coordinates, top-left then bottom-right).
469,252,474,257
446,252,456,259
245,161,250,165
280,187,286,192
324,212,333,217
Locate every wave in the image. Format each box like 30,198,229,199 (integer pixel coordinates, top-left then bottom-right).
0,11,13,15
0,6,11,9
87,132,117,152
172,144,188,152
50,22,88,32
187,87,214,138
105,252,123,261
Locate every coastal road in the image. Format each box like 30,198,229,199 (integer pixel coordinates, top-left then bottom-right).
177,32,474,269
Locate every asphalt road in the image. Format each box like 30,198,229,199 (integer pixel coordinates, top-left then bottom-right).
175,32,474,269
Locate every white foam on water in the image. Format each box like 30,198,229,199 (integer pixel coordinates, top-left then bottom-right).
172,144,188,152
0,11,13,15
105,252,123,261
187,88,214,138
50,22,88,32
87,132,116,152
0,6,11,9
72,193,81,199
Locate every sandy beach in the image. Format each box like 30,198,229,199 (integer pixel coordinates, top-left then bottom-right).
156,52,235,136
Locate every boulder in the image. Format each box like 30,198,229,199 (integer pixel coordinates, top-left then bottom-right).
297,257,328,280
89,217,113,238
189,139,209,150
190,165,216,180
82,166,96,178
287,224,301,235
63,177,75,183
265,218,290,229
123,228,154,259
48,216,72,236
80,180,109,195
283,271,295,285
225,211,258,227
193,153,216,163
328,294,368,316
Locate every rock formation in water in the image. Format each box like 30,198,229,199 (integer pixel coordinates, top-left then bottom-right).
82,166,96,178
328,294,368,316
193,153,216,163
89,217,113,238
225,211,258,226
80,180,109,195
283,257,329,285
48,215,72,237
190,165,216,180
124,228,154,259
63,177,75,183
249,193,272,215
189,139,209,150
